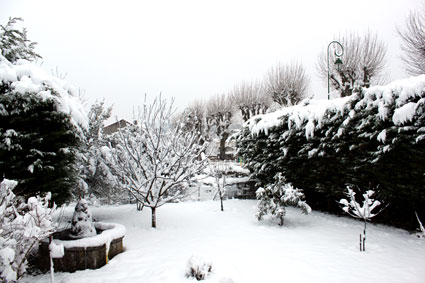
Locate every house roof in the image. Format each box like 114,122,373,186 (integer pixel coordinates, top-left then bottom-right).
103,119,131,135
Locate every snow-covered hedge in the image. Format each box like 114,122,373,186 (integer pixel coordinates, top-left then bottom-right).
237,75,425,229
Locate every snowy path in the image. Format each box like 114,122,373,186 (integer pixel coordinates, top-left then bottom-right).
25,200,425,283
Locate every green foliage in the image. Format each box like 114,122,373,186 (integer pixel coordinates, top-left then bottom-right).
0,89,79,205
238,80,425,229
256,173,311,226
0,17,41,62
78,101,118,202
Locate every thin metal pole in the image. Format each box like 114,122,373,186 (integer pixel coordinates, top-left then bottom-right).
327,40,344,100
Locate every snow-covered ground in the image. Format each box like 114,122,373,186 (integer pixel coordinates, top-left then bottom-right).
24,200,425,283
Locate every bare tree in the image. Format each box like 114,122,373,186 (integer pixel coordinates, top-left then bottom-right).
205,94,233,160
398,8,425,76
318,31,387,97
209,161,229,211
229,81,271,121
180,100,209,144
265,62,310,106
106,96,207,228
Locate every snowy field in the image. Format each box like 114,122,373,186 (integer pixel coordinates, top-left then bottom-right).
24,200,424,283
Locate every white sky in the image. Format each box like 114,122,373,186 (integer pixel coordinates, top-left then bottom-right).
1,0,422,123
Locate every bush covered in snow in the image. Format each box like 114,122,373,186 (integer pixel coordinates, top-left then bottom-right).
256,173,311,226
237,76,425,229
0,179,57,282
339,187,383,251
185,255,212,281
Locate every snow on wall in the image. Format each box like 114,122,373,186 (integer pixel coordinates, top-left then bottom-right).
0,55,87,129
51,222,126,249
246,75,425,138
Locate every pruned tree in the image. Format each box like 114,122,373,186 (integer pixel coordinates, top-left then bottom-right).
180,100,209,144
317,31,387,97
229,81,271,121
265,62,310,106
398,8,425,76
105,96,208,228
205,94,233,160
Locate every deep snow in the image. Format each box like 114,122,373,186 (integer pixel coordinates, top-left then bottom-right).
24,200,425,283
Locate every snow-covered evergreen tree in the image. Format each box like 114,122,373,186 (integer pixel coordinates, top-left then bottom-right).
70,198,96,238
105,96,208,228
0,17,86,205
78,101,118,203
0,17,41,63
256,173,311,226
0,179,57,282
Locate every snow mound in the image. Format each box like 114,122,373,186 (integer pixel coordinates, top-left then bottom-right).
185,254,213,281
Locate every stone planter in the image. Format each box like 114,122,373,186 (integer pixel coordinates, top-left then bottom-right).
39,222,126,272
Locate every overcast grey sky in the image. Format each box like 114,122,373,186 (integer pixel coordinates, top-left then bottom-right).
1,0,422,123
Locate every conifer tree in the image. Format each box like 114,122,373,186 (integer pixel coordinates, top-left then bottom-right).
256,173,311,226
0,17,83,205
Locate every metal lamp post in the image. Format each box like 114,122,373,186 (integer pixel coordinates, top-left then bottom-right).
327,40,344,100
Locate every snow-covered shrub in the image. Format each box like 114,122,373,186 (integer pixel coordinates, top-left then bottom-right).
70,199,96,239
185,255,212,281
339,187,383,251
237,75,425,229
339,188,382,221
0,179,57,281
256,173,311,226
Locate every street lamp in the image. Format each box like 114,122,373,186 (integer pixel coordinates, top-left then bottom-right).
327,40,344,100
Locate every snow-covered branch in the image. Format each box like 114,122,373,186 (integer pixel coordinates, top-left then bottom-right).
105,95,208,228
339,187,382,221
0,179,57,281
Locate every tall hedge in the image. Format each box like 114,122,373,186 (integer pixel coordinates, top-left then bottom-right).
237,76,425,230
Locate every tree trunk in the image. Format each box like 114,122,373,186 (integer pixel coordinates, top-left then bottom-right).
151,207,157,228
219,191,224,212
219,132,229,160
